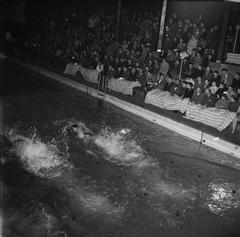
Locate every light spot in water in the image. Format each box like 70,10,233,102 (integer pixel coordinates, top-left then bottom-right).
202,181,240,216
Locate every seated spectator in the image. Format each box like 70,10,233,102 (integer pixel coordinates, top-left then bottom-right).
185,62,194,78
122,66,130,80
157,74,167,90
215,83,227,100
194,76,203,90
183,82,194,99
221,68,233,87
209,81,218,95
211,70,221,86
115,66,122,78
192,64,204,78
226,85,236,100
190,87,203,104
159,58,169,76
233,72,240,90
202,65,213,81
202,79,210,90
145,66,154,82
215,94,229,110
169,79,181,96
178,81,187,97
201,88,215,107
163,77,173,92
228,95,240,112
129,67,137,81
228,96,240,134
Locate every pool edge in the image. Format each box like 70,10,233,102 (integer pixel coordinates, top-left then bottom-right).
12,60,240,161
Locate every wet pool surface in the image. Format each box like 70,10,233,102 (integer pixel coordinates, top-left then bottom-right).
2,61,240,237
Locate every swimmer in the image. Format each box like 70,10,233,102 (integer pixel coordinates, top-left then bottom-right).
117,128,131,135
68,122,94,142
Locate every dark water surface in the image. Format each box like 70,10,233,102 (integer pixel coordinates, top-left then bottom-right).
2,61,240,237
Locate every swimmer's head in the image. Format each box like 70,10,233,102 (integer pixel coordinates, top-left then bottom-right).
119,128,130,135
84,132,91,137
71,124,79,128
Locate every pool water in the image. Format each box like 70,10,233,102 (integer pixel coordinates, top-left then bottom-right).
2,62,240,237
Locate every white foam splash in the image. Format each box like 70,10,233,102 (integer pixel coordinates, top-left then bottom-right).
7,128,67,177
93,127,148,167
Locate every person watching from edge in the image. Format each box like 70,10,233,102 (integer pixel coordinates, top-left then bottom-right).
215,94,229,110
233,72,240,90
190,87,204,105
201,88,216,107
221,68,233,87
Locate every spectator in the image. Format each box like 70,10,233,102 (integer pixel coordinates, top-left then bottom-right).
191,87,204,104
215,83,227,99
194,76,203,90
232,72,240,90
209,81,219,95
106,65,116,80
201,88,215,107
202,65,213,81
129,67,137,81
226,85,236,100
183,82,194,99
211,70,221,86
115,66,122,78
187,34,197,55
221,68,233,87
215,94,229,110
159,58,169,76
122,66,130,80
169,78,181,95
163,77,173,92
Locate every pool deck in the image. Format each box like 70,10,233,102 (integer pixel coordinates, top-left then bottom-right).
8,58,240,163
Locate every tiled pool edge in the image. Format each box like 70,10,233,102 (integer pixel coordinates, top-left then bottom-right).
15,60,240,161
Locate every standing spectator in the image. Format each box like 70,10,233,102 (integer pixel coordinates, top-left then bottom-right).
221,68,233,87
159,58,169,76
187,34,197,55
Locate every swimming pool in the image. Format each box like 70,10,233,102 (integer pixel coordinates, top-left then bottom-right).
2,61,240,237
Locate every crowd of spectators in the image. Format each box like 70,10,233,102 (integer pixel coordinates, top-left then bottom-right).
7,7,240,134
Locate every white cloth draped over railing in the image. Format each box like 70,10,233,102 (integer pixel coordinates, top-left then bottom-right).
64,63,141,95
145,89,236,131
185,103,237,131
64,63,82,76
145,89,189,113
64,63,99,83
108,78,141,96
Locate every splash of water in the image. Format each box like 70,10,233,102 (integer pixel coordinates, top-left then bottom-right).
6,128,68,177
93,127,148,167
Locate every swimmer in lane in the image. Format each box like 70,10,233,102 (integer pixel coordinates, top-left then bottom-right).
67,122,94,142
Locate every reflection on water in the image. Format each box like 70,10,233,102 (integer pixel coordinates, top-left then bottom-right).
202,181,240,216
